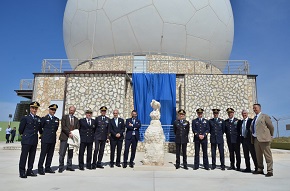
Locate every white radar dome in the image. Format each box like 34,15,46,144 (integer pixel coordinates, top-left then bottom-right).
63,0,234,61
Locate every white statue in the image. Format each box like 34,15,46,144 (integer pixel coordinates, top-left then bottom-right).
142,99,165,166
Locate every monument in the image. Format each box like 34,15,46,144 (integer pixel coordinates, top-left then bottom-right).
142,100,165,166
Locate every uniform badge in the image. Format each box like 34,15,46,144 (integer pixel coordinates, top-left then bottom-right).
183,122,188,125
219,121,222,123
234,121,238,125
203,121,207,124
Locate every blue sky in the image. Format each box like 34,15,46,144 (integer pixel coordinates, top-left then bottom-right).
0,0,289,136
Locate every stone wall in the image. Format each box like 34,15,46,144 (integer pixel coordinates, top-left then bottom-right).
74,54,222,74
33,75,66,117
65,73,127,119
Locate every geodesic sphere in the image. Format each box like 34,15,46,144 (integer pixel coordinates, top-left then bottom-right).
63,0,234,61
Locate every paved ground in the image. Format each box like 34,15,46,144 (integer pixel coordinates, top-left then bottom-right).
1,141,290,191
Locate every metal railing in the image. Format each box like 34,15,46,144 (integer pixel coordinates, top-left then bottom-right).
41,58,250,75
19,79,34,90
139,125,175,142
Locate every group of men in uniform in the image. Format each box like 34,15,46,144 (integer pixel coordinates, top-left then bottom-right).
173,104,274,177
18,102,141,178
18,101,274,178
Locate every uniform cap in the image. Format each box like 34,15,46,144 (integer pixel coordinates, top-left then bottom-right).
226,108,235,113
178,109,186,115
48,104,58,110
100,106,107,111
212,109,220,113
30,101,40,108
85,108,93,113
196,108,204,113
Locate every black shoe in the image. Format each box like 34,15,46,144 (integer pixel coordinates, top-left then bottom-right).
38,170,45,175
242,168,251,173
205,167,210,170
19,173,27,178
184,166,188,170
110,164,114,168
228,166,235,170
221,167,225,171
92,164,96,169
193,167,198,170
116,164,121,167
79,167,84,171
45,169,55,173
129,164,134,168
211,166,216,170
253,170,264,175
96,165,104,169
86,166,92,170
26,171,37,177
265,172,273,177
58,169,64,173
66,168,75,171
123,164,127,168
236,167,241,171
176,166,180,169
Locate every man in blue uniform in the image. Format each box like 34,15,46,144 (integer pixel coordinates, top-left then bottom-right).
92,106,110,169
123,110,141,168
192,108,210,170
209,109,225,170
78,109,95,170
18,101,41,178
38,104,59,175
109,109,125,168
225,108,241,171
173,109,190,170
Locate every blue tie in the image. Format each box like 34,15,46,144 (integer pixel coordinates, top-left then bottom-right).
252,116,257,134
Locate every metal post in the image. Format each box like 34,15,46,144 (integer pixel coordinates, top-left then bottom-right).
272,116,280,138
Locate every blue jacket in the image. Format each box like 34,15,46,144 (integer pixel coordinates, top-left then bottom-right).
173,119,190,144
209,118,225,144
79,118,95,143
125,118,141,140
225,118,240,144
192,118,210,142
19,114,41,145
40,115,59,144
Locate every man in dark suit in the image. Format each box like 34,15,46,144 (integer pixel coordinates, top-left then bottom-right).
173,109,190,170
78,109,95,170
209,109,225,170
238,110,257,173
92,106,110,169
225,108,241,171
192,108,210,170
123,110,141,168
58,105,80,173
109,109,125,168
10,127,16,143
18,101,41,178
38,104,59,175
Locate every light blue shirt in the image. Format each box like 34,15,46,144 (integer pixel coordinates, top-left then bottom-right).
252,112,261,137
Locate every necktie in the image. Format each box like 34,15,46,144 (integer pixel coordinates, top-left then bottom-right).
132,119,135,124
115,118,118,127
102,117,105,121
242,120,246,137
252,116,257,134
181,120,183,123
215,118,218,122
88,120,91,126
70,116,74,126
200,118,202,122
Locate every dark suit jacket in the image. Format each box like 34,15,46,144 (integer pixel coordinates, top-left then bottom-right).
225,118,240,144
209,118,225,144
109,117,125,141
19,114,41,145
95,116,110,141
40,115,59,144
173,119,190,144
192,118,210,142
79,118,95,143
237,118,253,142
60,114,80,141
125,118,141,140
